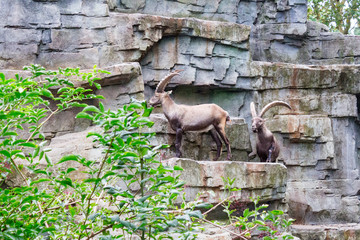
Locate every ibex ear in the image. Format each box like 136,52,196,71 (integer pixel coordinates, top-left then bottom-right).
166,90,172,95
263,118,268,122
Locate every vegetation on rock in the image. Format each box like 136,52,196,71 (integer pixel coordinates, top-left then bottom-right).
0,65,294,239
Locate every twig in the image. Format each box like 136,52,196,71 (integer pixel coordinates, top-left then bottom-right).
199,218,248,240
87,224,113,239
78,136,116,240
203,195,235,216
45,200,82,211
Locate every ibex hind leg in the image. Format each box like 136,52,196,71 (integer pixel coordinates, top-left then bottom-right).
214,125,232,160
175,128,183,158
210,128,222,161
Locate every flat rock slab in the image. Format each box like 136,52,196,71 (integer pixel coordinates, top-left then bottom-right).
291,224,360,240
164,158,287,203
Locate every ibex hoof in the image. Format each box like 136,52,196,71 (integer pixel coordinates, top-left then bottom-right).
248,152,256,159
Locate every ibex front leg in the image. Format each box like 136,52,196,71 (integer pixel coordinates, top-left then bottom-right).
266,143,275,162
175,128,183,158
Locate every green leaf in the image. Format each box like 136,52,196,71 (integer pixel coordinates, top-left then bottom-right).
0,150,11,158
138,195,151,203
58,155,80,164
41,89,53,98
102,171,116,179
166,220,179,227
195,203,212,209
34,169,48,175
271,210,284,215
0,72,5,81
119,220,136,230
84,178,101,184
18,142,37,148
45,154,52,166
99,102,105,112
89,212,100,221
243,208,250,218
94,82,101,89
173,165,183,171
83,105,100,112
173,181,186,188
66,168,77,174
8,110,25,117
69,102,88,108
76,112,93,120
254,220,265,225
3,131,18,136
30,178,51,186
55,178,73,187
188,210,203,219
258,226,270,231
110,215,120,223
3,232,17,240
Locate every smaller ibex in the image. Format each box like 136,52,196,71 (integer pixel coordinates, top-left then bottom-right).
250,101,292,162
149,70,232,161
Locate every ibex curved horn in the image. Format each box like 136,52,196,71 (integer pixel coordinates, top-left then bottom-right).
259,101,292,118
155,70,183,93
250,102,257,118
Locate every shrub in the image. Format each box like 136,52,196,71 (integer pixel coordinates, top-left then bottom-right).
0,65,204,240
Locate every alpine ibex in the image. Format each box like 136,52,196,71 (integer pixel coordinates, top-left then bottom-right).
149,70,232,161
250,101,292,162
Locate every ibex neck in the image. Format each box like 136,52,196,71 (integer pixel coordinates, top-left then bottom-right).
257,126,273,141
161,95,178,116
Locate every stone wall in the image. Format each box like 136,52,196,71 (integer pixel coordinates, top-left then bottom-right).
1,0,360,227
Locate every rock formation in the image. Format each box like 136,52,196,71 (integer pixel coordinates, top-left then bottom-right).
1,0,360,234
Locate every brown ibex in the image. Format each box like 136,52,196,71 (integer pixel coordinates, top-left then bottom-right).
149,70,232,161
250,101,292,162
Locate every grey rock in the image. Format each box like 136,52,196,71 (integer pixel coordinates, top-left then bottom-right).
291,224,360,240
165,158,287,203
81,0,109,17
0,29,41,44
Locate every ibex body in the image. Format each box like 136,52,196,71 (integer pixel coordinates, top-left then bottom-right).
149,70,232,161
250,101,292,162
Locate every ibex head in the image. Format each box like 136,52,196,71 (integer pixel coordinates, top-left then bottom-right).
250,101,292,133
149,70,182,108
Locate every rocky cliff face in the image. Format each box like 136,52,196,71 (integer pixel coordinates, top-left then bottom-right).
1,0,360,226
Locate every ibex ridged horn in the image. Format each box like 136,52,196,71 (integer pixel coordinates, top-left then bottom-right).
259,101,292,118
155,70,183,93
250,102,257,118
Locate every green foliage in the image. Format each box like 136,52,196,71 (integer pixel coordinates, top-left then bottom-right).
0,64,295,240
220,178,295,240
0,65,203,239
308,0,360,34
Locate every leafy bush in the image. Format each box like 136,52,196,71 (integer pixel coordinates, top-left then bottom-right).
0,65,204,239
0,65,295,240
219,177,295,240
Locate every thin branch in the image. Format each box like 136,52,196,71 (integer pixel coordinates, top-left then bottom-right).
78,136,116,240
0,202,22,229
87,225,113,239
203,195,235,216
46,200,82,211
199,218,248,240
